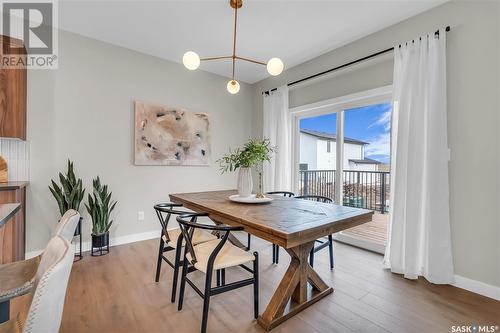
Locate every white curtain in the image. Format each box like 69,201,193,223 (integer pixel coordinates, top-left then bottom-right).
262,86,292,192
384,29,454,284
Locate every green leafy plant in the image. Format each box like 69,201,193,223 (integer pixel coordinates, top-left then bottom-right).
49,160,85,216
85,177,117,236
217,138,275,173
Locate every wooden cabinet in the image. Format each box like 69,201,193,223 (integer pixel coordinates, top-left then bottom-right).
0,35,27,140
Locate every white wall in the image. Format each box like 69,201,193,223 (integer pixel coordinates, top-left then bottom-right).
300,133,368,171
299,132,317,170
316,139,334,170
26,30,254,252
343,143,363,170
252,1,500,288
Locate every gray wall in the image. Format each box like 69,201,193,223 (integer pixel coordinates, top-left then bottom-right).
27,31,254,252
252,0,500,287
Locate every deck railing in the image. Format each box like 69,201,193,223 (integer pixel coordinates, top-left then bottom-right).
298,169,390,213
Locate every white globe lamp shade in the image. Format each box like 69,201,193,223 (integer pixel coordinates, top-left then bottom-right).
183,51,200,70
266,57,284,76
227,80,240,94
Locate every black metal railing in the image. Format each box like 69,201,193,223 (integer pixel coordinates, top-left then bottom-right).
298,169,390,213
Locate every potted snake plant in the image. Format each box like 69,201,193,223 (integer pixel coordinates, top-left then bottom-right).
49,160,85,236
85,176,117,256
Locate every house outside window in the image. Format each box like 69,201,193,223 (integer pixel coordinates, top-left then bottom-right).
299,129,380,171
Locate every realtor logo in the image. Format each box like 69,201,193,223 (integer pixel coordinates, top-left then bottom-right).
1,0,58,69
451,325,499,333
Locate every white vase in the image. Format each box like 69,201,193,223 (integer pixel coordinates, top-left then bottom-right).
237,167,253,197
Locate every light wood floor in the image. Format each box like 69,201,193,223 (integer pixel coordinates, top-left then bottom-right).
58,236,499,333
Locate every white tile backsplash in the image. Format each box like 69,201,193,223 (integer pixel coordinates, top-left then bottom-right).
0,138,29,181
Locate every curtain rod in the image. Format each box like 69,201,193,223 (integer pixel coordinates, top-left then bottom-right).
263,26,450,95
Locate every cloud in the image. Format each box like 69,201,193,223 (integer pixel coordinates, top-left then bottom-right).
369,109,391,132
365,132,390,158
365,106,392,162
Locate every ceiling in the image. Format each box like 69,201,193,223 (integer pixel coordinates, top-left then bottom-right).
59,0,447,84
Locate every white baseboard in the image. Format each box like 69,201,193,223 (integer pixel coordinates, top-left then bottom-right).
108,229,159,248
25,229,160,259
453,275,500,301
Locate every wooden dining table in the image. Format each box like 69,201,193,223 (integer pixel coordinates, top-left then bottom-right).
169,189,373,331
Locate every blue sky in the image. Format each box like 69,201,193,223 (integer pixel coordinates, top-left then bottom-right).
300,103,391,163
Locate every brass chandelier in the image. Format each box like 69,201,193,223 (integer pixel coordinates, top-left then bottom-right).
182,0,284,94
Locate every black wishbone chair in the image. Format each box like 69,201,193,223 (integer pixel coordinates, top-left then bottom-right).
177,213,259,333
295,195,335,269
295,195,332,203
154,203,216,302
266,191,295,264
266,191,295,197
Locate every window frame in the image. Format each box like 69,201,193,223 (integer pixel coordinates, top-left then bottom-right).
290,85,392,204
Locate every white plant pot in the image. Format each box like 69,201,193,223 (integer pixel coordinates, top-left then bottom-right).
237,167,253,197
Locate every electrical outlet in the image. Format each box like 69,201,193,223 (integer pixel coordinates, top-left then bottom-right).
138,211,145,221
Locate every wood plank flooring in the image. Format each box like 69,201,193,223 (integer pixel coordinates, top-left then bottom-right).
59,235,500,333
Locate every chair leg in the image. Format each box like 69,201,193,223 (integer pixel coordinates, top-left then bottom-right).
272,244,275,264
201,268,213,333
309,248,314,268
253,252,259,319
247,233,251,250
171,242,183,303
216,270,221,287
221,268,226,286
177,257,189,311
276,246,280,264
155,238,164,282
328,234,334,270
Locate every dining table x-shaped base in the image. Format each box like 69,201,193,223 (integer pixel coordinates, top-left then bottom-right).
257,240,333,330
170,190,372,331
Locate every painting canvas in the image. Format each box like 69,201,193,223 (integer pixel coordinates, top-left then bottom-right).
134,101,211,165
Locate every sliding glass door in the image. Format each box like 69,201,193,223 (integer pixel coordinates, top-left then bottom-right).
298,113,338,200
291,87,392,253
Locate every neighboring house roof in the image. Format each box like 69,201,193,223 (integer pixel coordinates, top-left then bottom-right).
300,129,368,145
349,158,382,165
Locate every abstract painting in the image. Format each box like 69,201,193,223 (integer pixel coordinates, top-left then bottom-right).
134,101,211,165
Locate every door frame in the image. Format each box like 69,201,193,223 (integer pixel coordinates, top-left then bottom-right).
289,85,393,202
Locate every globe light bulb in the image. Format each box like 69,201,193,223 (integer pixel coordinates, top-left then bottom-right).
227,80,240,94
266,57,284,76
182,51,200,70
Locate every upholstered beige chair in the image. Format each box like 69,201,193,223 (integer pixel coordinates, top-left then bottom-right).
0,210,80,311
0,210,79,324
53,209,80,242
0,236,74,333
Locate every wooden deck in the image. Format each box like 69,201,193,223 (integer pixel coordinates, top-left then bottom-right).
334,213,388,253
341,213,388,245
